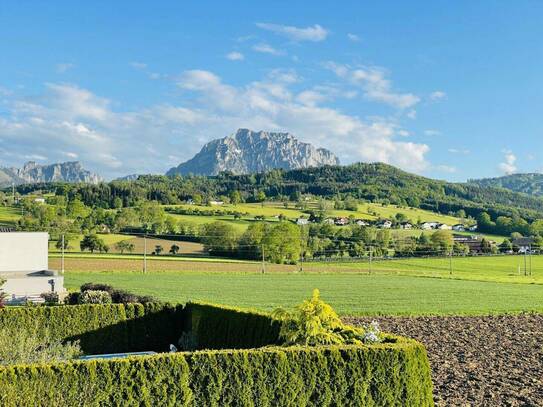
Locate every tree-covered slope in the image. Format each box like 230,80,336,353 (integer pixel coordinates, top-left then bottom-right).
470,173,543,197
10,163,543,225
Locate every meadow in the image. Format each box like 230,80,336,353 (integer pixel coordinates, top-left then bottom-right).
0,206,21,226
64,270,543,316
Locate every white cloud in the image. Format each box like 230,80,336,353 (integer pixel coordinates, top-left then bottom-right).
226,52,244,61
430,90,446,101
0,67,433,178
448,148,470,155
130,62,147,70
326,62,420,109
347,33,360,42
24,154,48,161
256,23,328,42
56,63,74,73
252,43,284,56
424,129,441,136
406,110,417,119
499,150,517,174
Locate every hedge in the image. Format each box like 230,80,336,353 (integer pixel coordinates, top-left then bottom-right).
0,303,434,406
0,303,185,354
185,302,281,349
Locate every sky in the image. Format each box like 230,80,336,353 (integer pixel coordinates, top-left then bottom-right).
0,1,542,181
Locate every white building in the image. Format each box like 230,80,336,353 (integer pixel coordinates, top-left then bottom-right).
0,232,64,302
296,218,309,225
452,224,466,232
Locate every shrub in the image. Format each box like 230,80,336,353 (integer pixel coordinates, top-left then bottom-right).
0,279,7,308
40,292,59,305
78,283,157,304
78,290,112,304
0,322,81,365
272,289,382,346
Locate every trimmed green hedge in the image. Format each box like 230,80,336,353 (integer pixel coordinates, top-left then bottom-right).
185,302,281,349
0,303,185,354
0,303,434,406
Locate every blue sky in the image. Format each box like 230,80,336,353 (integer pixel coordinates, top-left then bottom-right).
1,1,542,181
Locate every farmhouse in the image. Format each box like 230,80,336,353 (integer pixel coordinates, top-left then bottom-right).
377,220,393,229
421,221,440,230
0,231,65,302
399,222,413,230
296,217,310,225
334,217,349,226
512,237,536,253
355,219,369,226
452,224,466,232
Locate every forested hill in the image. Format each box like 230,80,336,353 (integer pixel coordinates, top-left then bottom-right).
9,162,543,222
470,173,543,197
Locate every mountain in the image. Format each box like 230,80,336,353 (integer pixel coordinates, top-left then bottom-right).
114,174,142,181
470,173,543,197
0,161,102,187
166,129,340,176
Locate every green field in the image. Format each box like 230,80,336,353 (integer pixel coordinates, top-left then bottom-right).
0,206,21,226
64,270,543,316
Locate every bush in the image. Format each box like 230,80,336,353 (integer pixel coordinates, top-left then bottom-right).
78,290,112,304
0,322,80,365
40,292,60,305
272,289,382,346
77,283,157,304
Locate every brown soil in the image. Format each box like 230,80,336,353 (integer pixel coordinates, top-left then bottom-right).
345,314,543,406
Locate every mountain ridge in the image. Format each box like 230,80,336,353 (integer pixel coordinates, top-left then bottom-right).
0,161,102,187
166,128,339,176
469,173,543,197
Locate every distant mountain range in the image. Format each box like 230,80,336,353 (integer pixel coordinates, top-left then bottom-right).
0,161,102,187
469,173,543,197
166,128,339,176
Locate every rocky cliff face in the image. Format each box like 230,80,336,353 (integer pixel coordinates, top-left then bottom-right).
0,161,102,186
167,129,340,176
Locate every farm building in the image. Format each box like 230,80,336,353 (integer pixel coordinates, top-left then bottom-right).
0,232,64,302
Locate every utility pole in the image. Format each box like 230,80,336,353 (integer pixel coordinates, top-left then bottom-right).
299,253,304,273
143,235,147,274
261,244,265,274
524,249,527,276
529,245,533,276
449,250,453,275
61,234,65,274
369,247,372,274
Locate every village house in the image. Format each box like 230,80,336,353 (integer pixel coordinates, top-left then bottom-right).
421,221,440,230
436,223,452,230
0,231,65,303
399,222,413,230
452,224,466,232
355,219,369,227
296,217,310,226
334,217,349,226
209,200,224,206
512,237,537,253
377,220,393,229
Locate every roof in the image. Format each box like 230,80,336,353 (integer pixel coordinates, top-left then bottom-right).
0,226,15,233
512,237,536,246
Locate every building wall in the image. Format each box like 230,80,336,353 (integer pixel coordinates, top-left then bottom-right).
0,232,49,273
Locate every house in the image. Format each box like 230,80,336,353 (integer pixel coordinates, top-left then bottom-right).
334,217,349,226
399,222,413,230
512,237,537,253
209,200,224,206
355,219,369,227
468,224,478,232
323,218,335,225
296,217,309,226
421,222,440,230
452,224,466,232
0,232,65,303
453,234,496,253
436,223,452,230
33,197,46,204
377,220,392,229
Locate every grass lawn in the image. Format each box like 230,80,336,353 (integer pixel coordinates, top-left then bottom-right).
308,254,543,284
64,271,543,316
0,206,21,225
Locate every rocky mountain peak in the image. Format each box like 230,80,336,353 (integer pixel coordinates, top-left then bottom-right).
166,129,340,176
